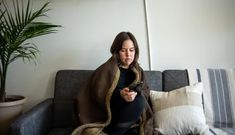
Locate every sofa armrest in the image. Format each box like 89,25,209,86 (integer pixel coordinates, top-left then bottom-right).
10,98,54,135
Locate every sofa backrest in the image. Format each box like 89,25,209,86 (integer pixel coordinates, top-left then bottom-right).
53,70,93,128
53,69,188,128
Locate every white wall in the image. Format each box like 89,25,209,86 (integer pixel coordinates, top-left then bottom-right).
147,0,235,70
6,0,235,110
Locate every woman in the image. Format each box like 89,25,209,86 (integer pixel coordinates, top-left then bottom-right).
72,32,156,135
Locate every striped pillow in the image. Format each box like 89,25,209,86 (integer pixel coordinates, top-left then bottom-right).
187,69,235,128
150,82,209,135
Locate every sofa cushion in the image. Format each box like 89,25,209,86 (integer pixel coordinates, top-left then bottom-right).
163,70,189,91
144,71,162,91
150,82,209,135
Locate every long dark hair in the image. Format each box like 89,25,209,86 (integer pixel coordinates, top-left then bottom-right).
110,31,139,68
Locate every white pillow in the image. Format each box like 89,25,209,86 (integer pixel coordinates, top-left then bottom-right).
150,82,209,135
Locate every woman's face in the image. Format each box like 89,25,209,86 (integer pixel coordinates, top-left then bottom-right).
119,39,135,69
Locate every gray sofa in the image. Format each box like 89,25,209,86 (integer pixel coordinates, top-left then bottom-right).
10,69,234,135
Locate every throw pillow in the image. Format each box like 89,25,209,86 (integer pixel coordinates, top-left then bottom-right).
150,82,209,135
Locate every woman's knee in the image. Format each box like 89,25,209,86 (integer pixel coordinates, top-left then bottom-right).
133,94,145,108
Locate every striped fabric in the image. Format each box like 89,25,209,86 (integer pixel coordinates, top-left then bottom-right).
187,68,235,135
210,127,235,135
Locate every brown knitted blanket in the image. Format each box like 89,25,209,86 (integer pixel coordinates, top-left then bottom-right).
72,56,156,135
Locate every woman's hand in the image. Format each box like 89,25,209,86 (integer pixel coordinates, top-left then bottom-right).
120,87,137,102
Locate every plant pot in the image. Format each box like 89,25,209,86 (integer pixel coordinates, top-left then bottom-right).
0,95,26,135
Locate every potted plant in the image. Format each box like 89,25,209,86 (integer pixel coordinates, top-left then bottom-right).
0,0,61,134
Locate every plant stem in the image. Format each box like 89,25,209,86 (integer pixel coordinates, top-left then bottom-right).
0,56,8,102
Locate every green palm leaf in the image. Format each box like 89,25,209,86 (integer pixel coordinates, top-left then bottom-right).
0,0,61,101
